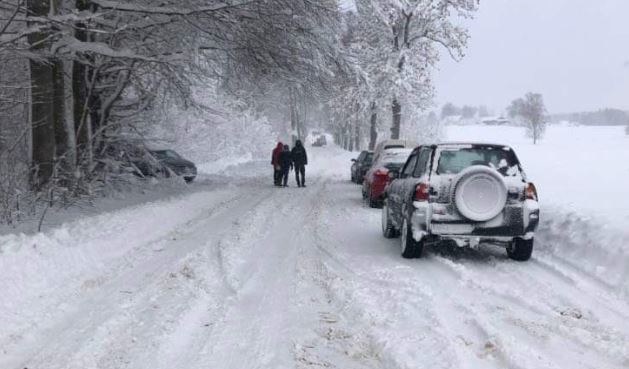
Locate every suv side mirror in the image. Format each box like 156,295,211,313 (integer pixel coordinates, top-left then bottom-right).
351,159,356,162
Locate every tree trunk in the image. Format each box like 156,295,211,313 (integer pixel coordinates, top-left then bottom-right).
369,102,377,150
391,98,402,139
29,61,55,187
52,59,69,171
299,98,307,141
73,59,89,160
389,15,411,142
289,87,299,145
73,0,91,165
354,120,360,151
27,0,55,188
348,123,354,151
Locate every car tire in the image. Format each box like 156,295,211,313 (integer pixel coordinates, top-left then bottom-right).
401,218,424,259
382,200,398,238
184,176,195,183
507,237,533,261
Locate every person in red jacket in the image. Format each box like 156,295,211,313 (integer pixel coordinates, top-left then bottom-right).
271,142,283,186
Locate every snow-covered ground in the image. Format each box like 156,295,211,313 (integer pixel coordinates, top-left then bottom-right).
1,127,628,369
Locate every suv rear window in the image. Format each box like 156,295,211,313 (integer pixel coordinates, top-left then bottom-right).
436,146,520,176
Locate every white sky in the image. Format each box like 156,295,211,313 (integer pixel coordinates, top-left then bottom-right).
433,0,629,114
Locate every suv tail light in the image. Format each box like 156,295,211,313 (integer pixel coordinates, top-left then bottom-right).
414,182,430,201
525,182,538,201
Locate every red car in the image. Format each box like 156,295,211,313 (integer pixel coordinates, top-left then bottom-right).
362,148,412,208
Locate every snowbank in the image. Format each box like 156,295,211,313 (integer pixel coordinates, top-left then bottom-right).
197,153,254,175
536,207,629,296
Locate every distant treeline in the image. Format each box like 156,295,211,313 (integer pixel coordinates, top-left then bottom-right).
551,108,629,126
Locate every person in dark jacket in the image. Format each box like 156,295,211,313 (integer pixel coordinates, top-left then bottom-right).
291,139,308,187
279,144,293,187
271,142,283,186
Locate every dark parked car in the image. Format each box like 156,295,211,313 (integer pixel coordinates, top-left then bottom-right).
150,149,197,183
351,150,373,184
382,143,539,260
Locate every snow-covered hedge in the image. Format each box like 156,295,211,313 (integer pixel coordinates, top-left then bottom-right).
141,92,277,170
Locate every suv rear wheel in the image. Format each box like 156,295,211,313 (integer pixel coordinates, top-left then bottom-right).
507,238,534,261
401,218,424,258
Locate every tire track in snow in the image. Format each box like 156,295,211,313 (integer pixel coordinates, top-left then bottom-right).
428,252,629,368
13,189,271,369
531,252,629,320
82,188,286,369
310,178,629,369
309,179,466,369
294,178,389,369
188,176,336,369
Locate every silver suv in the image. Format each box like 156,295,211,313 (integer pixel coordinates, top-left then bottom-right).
382,143,540,261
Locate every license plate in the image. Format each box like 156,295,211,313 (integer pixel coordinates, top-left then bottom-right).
431,223,473,234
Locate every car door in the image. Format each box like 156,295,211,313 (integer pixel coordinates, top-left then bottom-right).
356,151,366,173
401,146,434,219
388,150,419,225
353,151,365,178
358,153,372,178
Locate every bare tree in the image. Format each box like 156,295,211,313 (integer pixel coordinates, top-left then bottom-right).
478,105,490,117
361,0,478,139
508,92,548,144
441,102,460,119
0,0,353,223
329,0,477,145
461,105,477,119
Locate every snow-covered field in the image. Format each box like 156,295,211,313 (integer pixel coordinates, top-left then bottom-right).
445,124,629,229
1,125,628,369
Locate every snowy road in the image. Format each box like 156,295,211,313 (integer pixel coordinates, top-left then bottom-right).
2,145,629,369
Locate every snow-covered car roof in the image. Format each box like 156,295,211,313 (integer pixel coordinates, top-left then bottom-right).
435,142,514,149
378,148,412,163
382,147,413,155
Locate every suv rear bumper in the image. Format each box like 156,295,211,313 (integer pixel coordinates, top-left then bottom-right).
410,200,540,244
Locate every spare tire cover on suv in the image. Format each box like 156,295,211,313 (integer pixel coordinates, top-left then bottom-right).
452,165,507,222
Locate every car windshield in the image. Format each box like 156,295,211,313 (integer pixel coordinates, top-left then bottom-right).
436,146,520,176
153,150,181,160
364,153,373,162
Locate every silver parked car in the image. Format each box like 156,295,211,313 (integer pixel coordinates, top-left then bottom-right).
382,143,540,260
